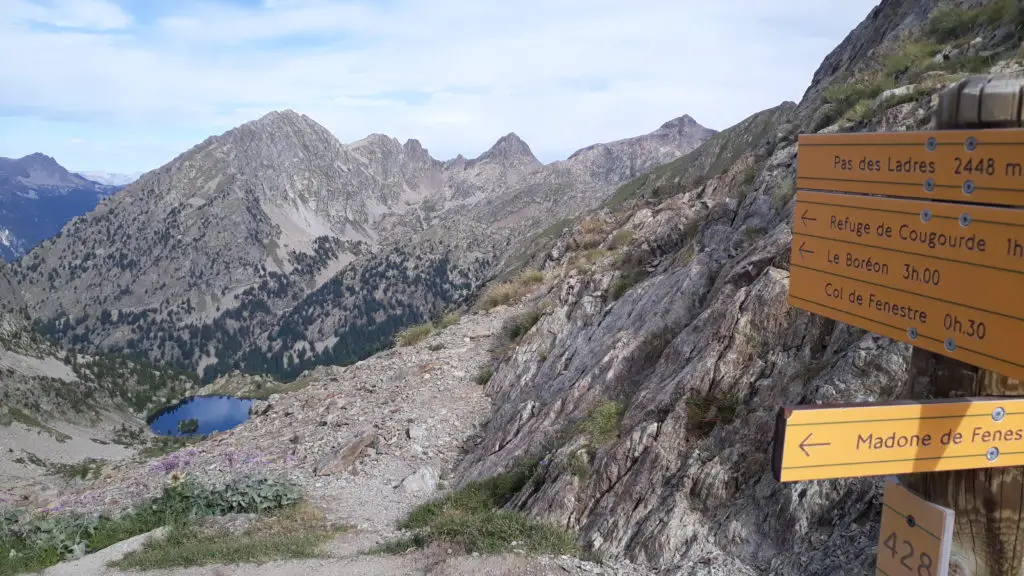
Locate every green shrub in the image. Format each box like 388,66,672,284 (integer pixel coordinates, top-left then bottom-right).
576,401,624,446
685,394,740,438
567,449,593,479
503,309,543,344
772,178,796,211
822,79,888,112
926,0,1022,44
882,41,942,83
0,476,303,575
51,458,105,481
437,313,461,329
608,251,651,301
477,270,546,310
475,367,494,386
395,323,434,347
926,4,979,42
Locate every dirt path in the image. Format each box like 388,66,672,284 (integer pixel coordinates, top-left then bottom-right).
78,529,632,576
25,302,655,575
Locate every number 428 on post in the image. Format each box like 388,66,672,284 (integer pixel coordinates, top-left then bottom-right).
875,480,954,576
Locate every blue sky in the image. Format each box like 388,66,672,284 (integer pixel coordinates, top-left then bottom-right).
0,0,881,174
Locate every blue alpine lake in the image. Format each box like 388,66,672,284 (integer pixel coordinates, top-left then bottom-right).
148,395,254,436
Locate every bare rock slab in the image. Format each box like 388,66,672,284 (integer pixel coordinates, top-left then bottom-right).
315,427,377,476
398,466,439,494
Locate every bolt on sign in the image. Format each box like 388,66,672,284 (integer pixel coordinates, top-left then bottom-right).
771,397,1024,483
789,128,1024,380
875,479,954,576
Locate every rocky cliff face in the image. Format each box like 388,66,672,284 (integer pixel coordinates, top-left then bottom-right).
12,109,714,382
452,0,1024,573
0,153,117,261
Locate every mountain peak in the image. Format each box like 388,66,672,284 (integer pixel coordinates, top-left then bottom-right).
18,152,62,170
477,132,541,169
352,133,401,151
658,114,702,132
235,109,322,138
257,109,304,123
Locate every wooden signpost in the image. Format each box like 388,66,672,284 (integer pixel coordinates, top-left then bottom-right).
790,137,1024,381
876,479,954,576
778,74,1024,575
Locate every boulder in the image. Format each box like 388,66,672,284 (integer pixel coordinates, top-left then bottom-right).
314,427,377,476
398,466,439,494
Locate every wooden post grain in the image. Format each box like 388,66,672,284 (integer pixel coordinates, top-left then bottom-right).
902,74,1024,576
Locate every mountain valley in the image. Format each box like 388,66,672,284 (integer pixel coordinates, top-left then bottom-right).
12,110,715,383
2,0,1024,573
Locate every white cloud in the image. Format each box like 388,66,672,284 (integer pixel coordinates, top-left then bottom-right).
3,0,132,29
0,0,882,172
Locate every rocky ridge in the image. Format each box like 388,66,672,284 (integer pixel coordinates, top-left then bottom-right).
12,110,715,384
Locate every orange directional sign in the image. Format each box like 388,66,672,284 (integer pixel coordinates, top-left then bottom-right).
875,480,953,576
794,190,1024,274
772,397,1024,482
797,128,1024,206
789,190,1024,381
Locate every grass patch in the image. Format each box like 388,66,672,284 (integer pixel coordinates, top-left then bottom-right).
475,366,494,386
396,322,434,347
685,393,741,438
822,76,892,115
772,178,796,211
0,476,303,576
502,308,544,345
111,501,342,571
582,249,607,264
566,449,593,480
926,4,980,42
575,401,624,446
608,251,651,301
926,0,1023,44
477,270,546,311
375,461,580,557
437,313,461,329
51,458,105,481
